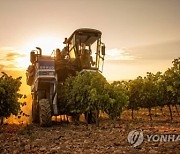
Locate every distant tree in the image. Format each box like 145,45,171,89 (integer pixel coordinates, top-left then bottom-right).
105,81,128,120
0,72,26,125
172,57,180,115
141,72,161,121
119,57,179,122
127,76,143,120
161,57,180,120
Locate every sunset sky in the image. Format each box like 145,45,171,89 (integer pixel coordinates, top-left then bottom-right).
0,0,180,94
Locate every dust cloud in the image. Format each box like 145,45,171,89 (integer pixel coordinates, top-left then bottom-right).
4,95,32,124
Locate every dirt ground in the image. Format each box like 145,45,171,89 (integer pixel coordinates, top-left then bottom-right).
0,107,180,154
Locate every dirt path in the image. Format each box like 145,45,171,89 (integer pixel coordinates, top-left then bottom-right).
0,119,180,154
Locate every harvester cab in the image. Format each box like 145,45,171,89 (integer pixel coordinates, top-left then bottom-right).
62,28,105,73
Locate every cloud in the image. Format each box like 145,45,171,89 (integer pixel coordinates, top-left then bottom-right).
6,52,25,61
0,46,25,62
129,40,180,60
0,64,19,72
0,64,5,71
105,48,135,61
0,47,26,71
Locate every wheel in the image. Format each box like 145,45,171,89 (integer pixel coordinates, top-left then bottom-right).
85,111,96,124
39,99,52,127
71,114,80,123
32,100,39,123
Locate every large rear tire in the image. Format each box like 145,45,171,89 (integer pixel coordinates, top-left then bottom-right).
32,100,39,123
39,99,52,127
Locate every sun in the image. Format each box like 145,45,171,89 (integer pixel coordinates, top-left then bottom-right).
17,36,64,69
25,36,64,55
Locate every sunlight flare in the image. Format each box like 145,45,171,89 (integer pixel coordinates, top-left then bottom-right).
17,36,64,69
24,36,64,55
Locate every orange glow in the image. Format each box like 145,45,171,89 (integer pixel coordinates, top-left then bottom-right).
15,36,64,69
4,95,32,125
24,36,64,55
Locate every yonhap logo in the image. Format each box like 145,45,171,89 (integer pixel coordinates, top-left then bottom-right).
127,129,144,147
128,129,180,147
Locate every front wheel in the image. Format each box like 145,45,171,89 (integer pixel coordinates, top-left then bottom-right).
39,99,52,127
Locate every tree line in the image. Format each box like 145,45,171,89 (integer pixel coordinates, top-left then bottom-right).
125,57,180,121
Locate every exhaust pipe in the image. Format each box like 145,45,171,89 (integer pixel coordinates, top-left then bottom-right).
36,47,42,55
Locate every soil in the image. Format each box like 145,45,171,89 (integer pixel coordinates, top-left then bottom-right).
0,107,180,154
